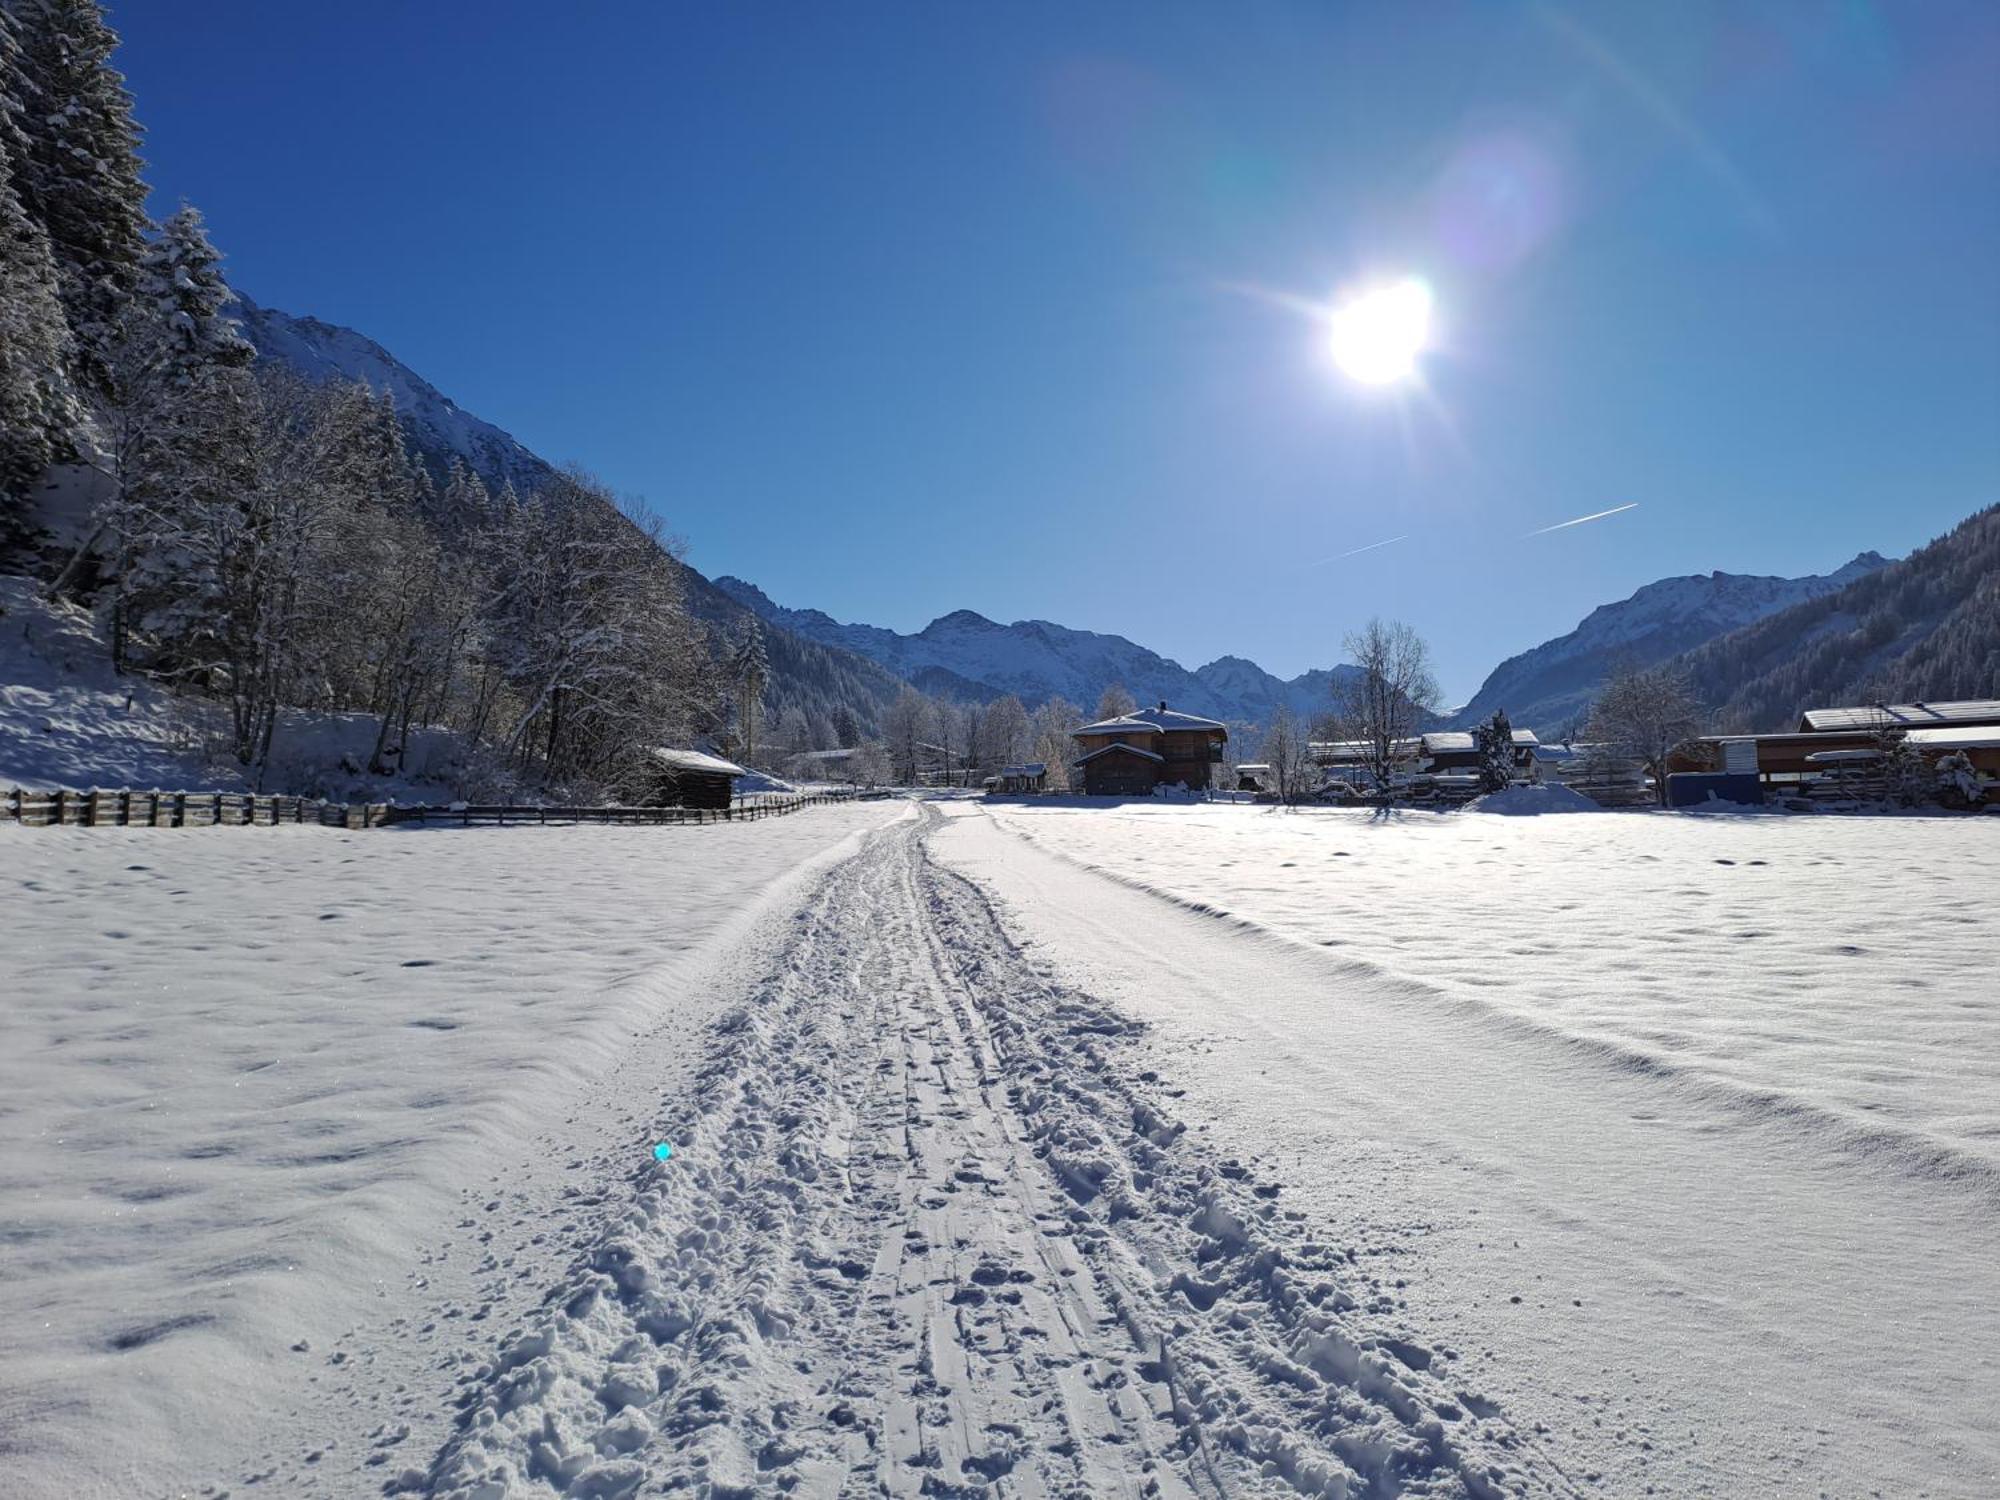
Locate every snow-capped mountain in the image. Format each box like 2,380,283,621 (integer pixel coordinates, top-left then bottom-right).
1453,552,1894,734
232,294,556,495
714,578,1359,725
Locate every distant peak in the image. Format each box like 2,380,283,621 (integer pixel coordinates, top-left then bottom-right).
923,608,998,633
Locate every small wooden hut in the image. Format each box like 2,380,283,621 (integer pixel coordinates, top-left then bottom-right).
647,748,746,809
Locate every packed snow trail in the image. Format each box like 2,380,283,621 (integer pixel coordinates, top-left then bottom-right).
421,806,1571,1499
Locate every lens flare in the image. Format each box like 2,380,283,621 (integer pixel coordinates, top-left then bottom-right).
1328,279,1433,386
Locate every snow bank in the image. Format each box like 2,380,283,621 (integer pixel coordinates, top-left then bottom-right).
1465,781,1599,815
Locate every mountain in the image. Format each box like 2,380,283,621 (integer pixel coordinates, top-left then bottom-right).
232,294,558,496
1453,552,1894,735
236,294,909,735
1678,506,1998,733
713,578,1359,726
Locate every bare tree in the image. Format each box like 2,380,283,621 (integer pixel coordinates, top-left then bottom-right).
1585,662,1704,806
1094,682,1137,719
978,694,1031,771
1261,704,1318,807
882,686,933,785
1031,695,1083,790
1331,618,1442,797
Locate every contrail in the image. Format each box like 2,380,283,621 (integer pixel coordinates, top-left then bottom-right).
1525,502,1637,537
1312,534,1407,566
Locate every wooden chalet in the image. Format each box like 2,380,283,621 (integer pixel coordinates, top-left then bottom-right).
647,747,746,810
1071,703,1227,795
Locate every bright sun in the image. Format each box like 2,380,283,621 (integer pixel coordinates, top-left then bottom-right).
1328,278,1433,386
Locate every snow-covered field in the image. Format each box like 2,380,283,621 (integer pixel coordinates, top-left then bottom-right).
952,800,2000,1497
983,799,2000,1182
3,794,1995,1498
0,803,904,1497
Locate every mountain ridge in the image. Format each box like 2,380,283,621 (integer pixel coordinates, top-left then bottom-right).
713,575,1363,726
1450,552,1895,734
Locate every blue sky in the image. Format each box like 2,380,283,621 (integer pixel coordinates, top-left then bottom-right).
114,1,1999,700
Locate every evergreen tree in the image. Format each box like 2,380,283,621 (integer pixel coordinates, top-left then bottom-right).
729,617,769,762
6,0,151,392
1475,708,1515,792
0,125,77,548
131,203,251,379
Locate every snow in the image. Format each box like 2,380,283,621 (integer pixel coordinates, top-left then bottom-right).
1463,783,1598,815
948,801,2000,1496
8,789,1997,1497
647,747,746,777
0,575,481,802
0,802,905,1497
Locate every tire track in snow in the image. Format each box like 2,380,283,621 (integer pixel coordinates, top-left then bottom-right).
414,807,1577,1499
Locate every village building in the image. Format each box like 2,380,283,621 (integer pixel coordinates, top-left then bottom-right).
1070,703,1228,796
647,747,746,810
993,762,1047,794
1675,700,2000,801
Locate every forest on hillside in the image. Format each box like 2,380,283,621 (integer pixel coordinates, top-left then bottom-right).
1679,506,2000,732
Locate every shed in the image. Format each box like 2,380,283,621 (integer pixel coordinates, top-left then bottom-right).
648,747,747,809
995,762,1047,794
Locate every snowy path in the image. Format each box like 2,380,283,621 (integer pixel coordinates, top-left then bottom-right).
423,806,1564,1499
938,803,2000,1498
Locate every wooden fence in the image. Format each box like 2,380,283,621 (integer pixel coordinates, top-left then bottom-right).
4,787,888,831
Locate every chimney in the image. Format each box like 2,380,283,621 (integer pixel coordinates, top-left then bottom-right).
1158,700,1167,712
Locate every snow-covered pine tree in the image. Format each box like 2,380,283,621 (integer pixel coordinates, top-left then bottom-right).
729,617,769,763
5,0,150,393
1475,708,1515,792
88,202,258,663
0,123,77,552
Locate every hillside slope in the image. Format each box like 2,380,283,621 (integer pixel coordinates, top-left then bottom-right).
1454,552,1891,734
236,296,909,736
1678,506,1999,732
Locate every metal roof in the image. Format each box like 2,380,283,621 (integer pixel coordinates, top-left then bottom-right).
1907,726,2000,749
1798,700,2000,733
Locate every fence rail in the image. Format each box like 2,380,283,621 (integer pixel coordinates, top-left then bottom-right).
4,787,888,831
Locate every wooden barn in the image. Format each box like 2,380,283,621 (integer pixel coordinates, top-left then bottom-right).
647,747,747,809
1071,703,1228,795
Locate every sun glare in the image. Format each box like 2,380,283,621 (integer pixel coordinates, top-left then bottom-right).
1328,278,1433,386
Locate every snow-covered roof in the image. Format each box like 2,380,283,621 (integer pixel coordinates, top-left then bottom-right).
1805,748,1885,764
1421,729,1542,754
1000,762,1047,777
1907,726,2000,750
1073,715,1164,736
1310,738,1424,762
1072,742,1165,766
1128,703,1228,732
1799,700,2000,733
1233,762,1272,772
651,747,748,777
788,747,859,762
